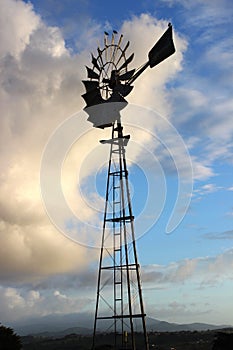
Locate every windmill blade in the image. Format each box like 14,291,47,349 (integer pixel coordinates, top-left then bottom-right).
110,34,124,67
148,24,175,68
117,34,124,49
86,66,99,80
122,40,130,53
97,47,103,59
114,84,133,97
118,69,135,81
97,47,106,71
104,32,109,46
117,53,134,72
110,33,115,62
115,40,129,66
104,32,109,61
111,32,115,45
82,89,102,107
91,54,101,72
82,80,99,92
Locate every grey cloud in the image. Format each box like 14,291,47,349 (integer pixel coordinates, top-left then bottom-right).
148,300,212,324
0,221,96,283
204,230,233,240
0,285,94,323
141,248,233,286
30,269,98,291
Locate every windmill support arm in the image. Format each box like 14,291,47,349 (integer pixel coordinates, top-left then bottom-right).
127,61,150,85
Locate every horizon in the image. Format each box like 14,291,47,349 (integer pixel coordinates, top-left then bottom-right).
0,0,233,331
10,311,233,336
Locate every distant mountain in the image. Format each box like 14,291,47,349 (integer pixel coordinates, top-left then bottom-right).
12,312,232,336
27,326,92,338
13,312,93,336
145,317,230,332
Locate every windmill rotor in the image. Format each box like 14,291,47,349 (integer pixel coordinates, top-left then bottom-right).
82,24,176,128
82,31,136,128
83,34,134,101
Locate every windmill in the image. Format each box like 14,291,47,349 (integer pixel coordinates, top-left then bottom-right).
82,24,175,350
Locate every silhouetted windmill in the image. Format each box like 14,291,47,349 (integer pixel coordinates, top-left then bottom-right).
82,24,175,350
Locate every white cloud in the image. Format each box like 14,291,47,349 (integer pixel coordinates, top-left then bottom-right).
54,290,67,299
190,158,215,181
0,0,100,284
159,2,233,184
4,287,26,309
0,1,189,288
0,0,40,58
200,184,220,193
193,183,223,196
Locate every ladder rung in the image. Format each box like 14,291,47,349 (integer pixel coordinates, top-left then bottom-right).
109,171,121,175
109,170,128,175
97,314,146,320
105,215,134,223
101,263,137,270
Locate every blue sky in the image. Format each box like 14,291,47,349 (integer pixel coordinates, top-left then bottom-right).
0,0,233,330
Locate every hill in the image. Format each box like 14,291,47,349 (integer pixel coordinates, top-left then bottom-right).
11,313,231,336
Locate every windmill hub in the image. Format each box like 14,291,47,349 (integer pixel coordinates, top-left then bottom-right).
108,70,119,89
99,65,119,98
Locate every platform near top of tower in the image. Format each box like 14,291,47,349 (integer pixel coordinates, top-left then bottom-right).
100,135,130,146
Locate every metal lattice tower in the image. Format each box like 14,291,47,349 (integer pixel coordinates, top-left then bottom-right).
81,25,175,350
92,122,148,350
